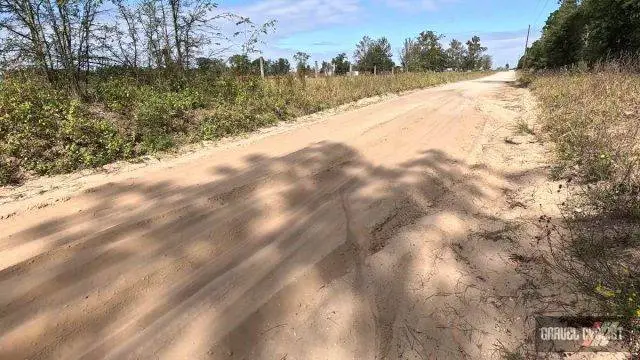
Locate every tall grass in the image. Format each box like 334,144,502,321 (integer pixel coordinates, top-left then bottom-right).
0,71,488,185
533,71,640,217
530,69,640,323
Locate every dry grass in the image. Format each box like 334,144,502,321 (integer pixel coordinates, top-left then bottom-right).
531,69,640,324
512,118,535,135
263,72,485,115
532,71,640,218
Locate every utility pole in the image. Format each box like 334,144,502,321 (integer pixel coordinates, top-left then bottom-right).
523,24,531,68
259,56,265,78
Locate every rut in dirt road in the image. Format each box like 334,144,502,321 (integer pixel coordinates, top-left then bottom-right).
0,72,550,359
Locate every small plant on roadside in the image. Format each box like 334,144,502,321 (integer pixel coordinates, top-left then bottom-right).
513,118,535,135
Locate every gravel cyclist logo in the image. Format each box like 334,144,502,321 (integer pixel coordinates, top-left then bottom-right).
536,316,630,354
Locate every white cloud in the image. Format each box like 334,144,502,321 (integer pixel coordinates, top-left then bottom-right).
224,0,361,36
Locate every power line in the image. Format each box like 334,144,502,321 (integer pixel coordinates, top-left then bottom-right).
534,0,551,25
530,0,545,22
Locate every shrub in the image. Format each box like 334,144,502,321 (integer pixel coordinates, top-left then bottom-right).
516,71,535,87
134,92,187,134
92,77,140,112
0,70,490,185
0,77,132,176
200,105,279,140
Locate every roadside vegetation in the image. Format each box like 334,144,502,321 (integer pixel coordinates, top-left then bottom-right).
0,70,488,185
518,0,640,338
532,69,640,321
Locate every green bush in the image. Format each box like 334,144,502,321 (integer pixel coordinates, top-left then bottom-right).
92,77,140,112
200,105,278,140
0,77,132,176
0,71,490,185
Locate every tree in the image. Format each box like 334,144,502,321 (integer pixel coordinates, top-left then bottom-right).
331,52,350,75
463,36,487,71
445,39,466,70
320,61,332,75
400,38,420,71
0,0,102,94
581,0,640,63
133,0,241,69
229,54,251,75
401,32,458,72
415,31,446,71
540,0,584,68
522,39,546,69
251,58,266,75
270,58,291,75
196,57,227,74
293,51,310,75
0,0,269,94
353,36,394,73
99,0,142,68
520,0,640,69
479,55,493,70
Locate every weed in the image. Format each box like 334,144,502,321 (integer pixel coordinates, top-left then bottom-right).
513,118,535,135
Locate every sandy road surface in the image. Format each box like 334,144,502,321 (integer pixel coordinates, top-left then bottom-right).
0,72,556,359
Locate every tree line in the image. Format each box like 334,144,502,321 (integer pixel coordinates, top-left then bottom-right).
192,51,351,77
519,0,640,69
400,32,492,72
349,32,491,74
228,32,492,78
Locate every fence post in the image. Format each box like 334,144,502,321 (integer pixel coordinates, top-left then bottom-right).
260,57,265,78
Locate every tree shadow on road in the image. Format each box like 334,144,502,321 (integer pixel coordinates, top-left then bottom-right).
0,141,561,359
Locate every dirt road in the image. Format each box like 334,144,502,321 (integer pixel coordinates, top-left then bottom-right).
0,72,557,359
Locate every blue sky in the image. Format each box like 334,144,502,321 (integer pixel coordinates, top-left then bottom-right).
219,0,559,68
